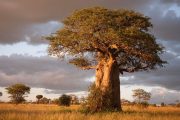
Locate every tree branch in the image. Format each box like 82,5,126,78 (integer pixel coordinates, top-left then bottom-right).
81,66,97,70
119,65,149,74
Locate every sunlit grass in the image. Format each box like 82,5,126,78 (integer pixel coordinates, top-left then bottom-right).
0,104,179,120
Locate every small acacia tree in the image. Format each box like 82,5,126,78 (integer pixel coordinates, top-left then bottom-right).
46,7,166,111
6,84,30,104
36,95,43,103
132,88,151,103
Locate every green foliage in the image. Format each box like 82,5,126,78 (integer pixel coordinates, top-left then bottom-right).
161,102,165,107
70,95,79,105
36,95,43,100
69,57,91,68
46,6,166,73
152,104,156,107
132,88,151,104
5,84,30,104
45,6,166,112
51,98,59,105
40,97,50,104
36,95,43,103
83,83,117,112
136,101,149,109
59,94,71,106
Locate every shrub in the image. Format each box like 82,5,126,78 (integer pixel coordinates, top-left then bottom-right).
40,97,50,104
51,98,59,105
176,103,180,107
161,102,165,107
152,104,156,107
59,94,71,106
83,83,114,112
136,102,149,109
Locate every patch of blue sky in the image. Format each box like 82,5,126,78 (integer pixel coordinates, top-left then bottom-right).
0,42,48,57
163,4,180,17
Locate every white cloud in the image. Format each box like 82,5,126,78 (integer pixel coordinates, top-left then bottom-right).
0,55,93,91
0,42,47,56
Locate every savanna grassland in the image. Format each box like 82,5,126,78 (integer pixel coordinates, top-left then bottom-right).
0,104,180,120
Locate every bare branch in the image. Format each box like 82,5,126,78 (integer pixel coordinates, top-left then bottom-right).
81,66,97,70
120,65,149,73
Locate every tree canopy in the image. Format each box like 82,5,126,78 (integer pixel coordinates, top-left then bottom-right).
6,84,30,104
59,94,71,106
36,95,43,103
46,6,166,111
46,7,166,74
36,95,43,100
132,88,151,103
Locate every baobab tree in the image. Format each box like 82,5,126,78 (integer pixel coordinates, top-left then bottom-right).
46,7,166,111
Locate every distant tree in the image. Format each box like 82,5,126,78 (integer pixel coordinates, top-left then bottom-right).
175,100,180,107
36,95,43,103
40,97,51,104
51,98,59,105
79,96,87,106
70,95,79,104
46,7,166,111
80,96,86,104
121,99,131,105
161,102,165,107
143,91,151,102
59,94,71,106
132,88,151,103
6,84,30,104
175,100,179,104
0,92,2,97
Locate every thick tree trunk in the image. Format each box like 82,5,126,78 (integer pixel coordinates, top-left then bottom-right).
95,58,122,111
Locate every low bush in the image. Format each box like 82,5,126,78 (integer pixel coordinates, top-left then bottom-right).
59,94,71,106
136,102,149,109
83,83,116,112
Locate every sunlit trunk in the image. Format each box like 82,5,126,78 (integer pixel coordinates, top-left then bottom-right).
95,58,122,111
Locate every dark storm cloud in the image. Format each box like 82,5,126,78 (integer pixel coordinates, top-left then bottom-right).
161,0,180,6
121,50,180,91
0,54,93,91
120,38,180,91
26,21,63,45
149,8,180,42
1,0,180,44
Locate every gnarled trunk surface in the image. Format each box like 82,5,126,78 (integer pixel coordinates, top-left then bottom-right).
95,58,122,111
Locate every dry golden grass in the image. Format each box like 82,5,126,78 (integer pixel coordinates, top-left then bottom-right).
0,104,179,120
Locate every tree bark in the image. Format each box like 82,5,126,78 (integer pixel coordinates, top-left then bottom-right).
95,58,122,111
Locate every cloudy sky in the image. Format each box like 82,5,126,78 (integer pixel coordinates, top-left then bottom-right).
0,0,180,104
